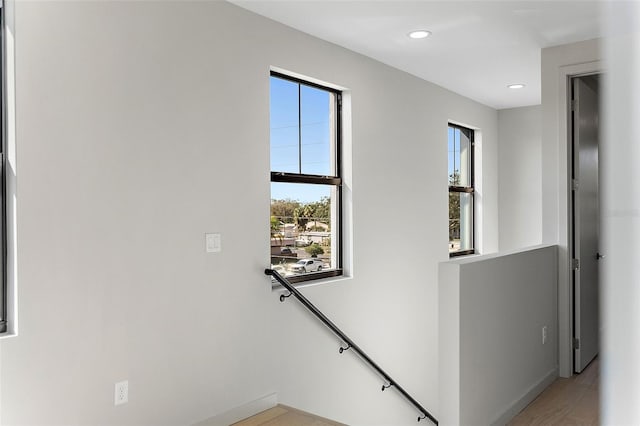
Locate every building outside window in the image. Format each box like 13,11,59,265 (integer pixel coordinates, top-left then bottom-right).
448,124,474,256
270,72,342,283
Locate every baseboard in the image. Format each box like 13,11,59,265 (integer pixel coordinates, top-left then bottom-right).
490,367,558,426
192,393,278,426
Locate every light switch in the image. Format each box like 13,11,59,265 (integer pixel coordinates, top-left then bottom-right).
206,233,221,253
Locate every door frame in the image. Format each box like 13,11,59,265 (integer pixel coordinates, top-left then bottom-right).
569,73,601,373
557,61,602,378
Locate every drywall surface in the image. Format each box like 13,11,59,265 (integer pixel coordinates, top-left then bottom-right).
541,38,601,377
601,2,640,424
0,1,499,425
497,105,542,251
541,38,600,245
438,264,460,426
439,245,558,425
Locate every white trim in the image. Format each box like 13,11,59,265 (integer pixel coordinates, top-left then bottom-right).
191,393,278,426
490,368,558,426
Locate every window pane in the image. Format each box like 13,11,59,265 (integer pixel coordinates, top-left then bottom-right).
448,127,472,187
270,77,300,173
271,183,337,277
449,192,473,252
300,85,334,176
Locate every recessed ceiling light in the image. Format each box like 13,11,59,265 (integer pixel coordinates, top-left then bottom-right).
408,30,432,39
508,84,526,89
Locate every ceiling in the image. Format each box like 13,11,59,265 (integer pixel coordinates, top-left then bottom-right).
228,0,604,109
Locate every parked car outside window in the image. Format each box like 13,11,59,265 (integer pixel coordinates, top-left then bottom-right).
280,247,294,255
290,259,324,273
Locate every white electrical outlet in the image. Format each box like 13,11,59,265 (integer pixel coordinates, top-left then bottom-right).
542,326,548,345
115,380,128,406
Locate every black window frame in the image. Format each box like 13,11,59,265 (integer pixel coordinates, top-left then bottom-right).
0,1,7,333
448,123,475,257
270,71,343,284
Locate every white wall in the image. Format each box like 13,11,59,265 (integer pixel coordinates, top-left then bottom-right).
439,245,558,426
541,38,601,245
601,2,640,424
0,2,499,425
540,38,601,377
497,106,542,251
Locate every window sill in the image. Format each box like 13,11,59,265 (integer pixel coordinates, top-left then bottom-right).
0,330,17,340
270,271,351,291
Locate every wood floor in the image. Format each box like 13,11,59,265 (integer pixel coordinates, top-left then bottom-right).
234,361,598,426
508,358,600,425
232,404,346,426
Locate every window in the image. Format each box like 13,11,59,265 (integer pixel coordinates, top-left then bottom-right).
0,3,6,333
448,124,474,256
270,72,342,283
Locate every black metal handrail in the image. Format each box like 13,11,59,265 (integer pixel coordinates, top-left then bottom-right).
265,268,438,425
